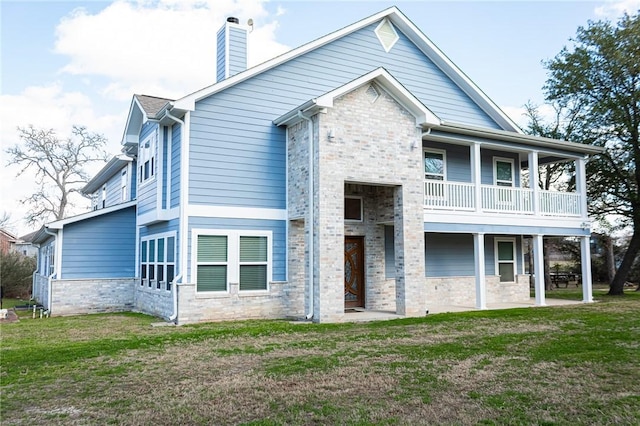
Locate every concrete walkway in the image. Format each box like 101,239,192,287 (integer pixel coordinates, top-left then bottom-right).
340,298,586,323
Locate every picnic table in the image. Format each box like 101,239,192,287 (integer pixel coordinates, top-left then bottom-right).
551,273,581,288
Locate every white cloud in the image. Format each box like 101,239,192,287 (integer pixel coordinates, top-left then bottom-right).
54,0,290,100
594,0,640,18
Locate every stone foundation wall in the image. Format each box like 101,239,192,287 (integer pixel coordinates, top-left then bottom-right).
176,281,287,324
50,277,136,315
134,282,174,320
426,275,530,307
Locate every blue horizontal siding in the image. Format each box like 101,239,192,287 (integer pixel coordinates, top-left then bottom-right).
190,20,501,211
424,141,471,183
425,233,475,277
162,126,168,209
216,26,226,82
228,26,247,77
187,217,286,282
170,123,181,208
60,206,136,278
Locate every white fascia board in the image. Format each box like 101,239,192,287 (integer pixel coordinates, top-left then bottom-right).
46,200,137,229
424,210,587,232
188,204,287,221
173,7,401,112
387,13,523,133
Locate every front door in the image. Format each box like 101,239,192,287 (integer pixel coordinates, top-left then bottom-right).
345,236,365,309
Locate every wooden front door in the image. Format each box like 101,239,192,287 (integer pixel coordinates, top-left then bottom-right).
345,236,365,309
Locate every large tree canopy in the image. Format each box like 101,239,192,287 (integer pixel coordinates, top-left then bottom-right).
5,125,108,227
544,12,640,294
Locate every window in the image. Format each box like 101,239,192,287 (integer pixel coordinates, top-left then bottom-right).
424,150,445,180
121,169,127,201
197,235,228,292
344,197,363,222
494,158,514,187
140,234,176,291
194,230,271,293
496,239,516,282
102,185,106,208
239,236,268,291
375,18,399,52
139,129,157,184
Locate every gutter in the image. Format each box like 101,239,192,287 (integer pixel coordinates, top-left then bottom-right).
162,108,186,323
297,110,315,320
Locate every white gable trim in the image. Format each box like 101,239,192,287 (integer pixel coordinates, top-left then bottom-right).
46,200,136,229
171,7,519,132
274,68,441,127
122,96,147,147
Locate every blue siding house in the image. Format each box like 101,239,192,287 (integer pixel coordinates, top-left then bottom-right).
33,8,602,323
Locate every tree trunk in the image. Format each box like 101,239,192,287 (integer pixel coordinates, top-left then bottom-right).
608,229,640,295
603,234,616,283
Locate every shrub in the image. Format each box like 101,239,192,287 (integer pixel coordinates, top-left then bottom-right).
1,251,36,299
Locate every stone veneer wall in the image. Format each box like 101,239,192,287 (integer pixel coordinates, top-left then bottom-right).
426,274,530,307
134,283,174,320
49,278,136,315
176,282,287,324
314,83,426,321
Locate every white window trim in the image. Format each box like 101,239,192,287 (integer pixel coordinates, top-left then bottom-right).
495,237,517,283
121,167,128,202
493,157,515,187
140,232,177,291
424,148,447,181
139,128,158,187
344,196,364,223
374,18,399,52
192,229,273,295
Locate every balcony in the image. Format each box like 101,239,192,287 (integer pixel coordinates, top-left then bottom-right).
424,181,582,217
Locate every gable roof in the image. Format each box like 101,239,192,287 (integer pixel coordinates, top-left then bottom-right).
121,94,174,147
172,6,521,132
274,67,441,127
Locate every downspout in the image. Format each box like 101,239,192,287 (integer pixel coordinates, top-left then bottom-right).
297,110,315,320
163,109,184,322
43,227,57,313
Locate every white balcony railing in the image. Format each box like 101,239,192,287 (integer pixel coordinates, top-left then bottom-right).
424,181,582,217
424,181,475,210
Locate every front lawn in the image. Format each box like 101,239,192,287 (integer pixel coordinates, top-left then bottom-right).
1,296,639,425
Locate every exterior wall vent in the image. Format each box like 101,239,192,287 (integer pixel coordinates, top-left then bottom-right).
366,84,380,103
375,18,399,52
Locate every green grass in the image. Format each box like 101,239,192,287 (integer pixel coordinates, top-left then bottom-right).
2,295,639,425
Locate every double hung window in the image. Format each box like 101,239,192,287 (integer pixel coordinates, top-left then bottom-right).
139,129,157,184
195,231,271,293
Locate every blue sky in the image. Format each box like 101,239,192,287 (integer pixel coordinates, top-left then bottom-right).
1,0,638,235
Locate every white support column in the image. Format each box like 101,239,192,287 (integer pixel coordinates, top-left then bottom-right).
528,151,540,215
473,232,486,309
471,142,482,212
532,234,546,306
581,235,594,303
576,157,588,219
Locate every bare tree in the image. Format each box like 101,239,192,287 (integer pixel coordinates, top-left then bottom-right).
5,125,108,226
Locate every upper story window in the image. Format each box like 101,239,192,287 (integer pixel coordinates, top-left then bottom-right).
139,129,157,184
424,149,446,181
121,168,128,201
494,158,514,187
101,185,106,208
